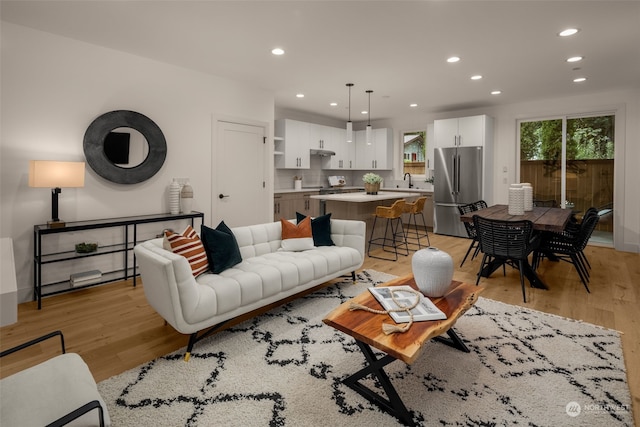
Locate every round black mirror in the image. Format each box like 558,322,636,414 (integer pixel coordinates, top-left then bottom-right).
83,110,167,184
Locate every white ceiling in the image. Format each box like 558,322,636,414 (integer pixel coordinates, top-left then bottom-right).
2,1,639,122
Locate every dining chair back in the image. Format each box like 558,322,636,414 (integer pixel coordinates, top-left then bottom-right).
533,213,599,293
457,200,487,267
473,215,538,302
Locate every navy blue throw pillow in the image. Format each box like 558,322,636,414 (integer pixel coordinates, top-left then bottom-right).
296,212,335,247
201,221,242,274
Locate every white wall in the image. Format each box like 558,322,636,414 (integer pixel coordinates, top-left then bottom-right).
375,89,640,253
1,23,274,302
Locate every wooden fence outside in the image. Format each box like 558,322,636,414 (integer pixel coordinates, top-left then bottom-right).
520,159,614,231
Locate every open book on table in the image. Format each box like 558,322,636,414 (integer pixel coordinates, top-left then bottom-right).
368,285,447,323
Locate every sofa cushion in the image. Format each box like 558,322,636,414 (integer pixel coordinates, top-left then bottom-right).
201,221,242,274
296,212,335,247
164,225,209,277
280,216,314,251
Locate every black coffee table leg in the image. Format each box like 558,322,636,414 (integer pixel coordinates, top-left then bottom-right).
433,328,470,352
343,340,416,426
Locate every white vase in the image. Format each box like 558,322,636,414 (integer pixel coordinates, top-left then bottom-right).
180,180,194,213
169,179,180,214
411,247,454,297
521,183,533,211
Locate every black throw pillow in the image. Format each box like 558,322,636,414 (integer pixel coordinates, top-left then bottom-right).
201,221,242,274
296,212,335,247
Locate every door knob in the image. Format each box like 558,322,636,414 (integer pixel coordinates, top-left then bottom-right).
219,194,230,199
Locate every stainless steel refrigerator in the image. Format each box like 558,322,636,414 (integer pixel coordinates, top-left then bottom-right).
433,146,483,237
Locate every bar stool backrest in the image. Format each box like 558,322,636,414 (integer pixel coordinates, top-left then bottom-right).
375,199,406,219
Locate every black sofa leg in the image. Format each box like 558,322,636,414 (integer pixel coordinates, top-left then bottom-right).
185,333,198,362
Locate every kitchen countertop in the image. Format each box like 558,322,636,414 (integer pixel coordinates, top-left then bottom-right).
275,186,362,194
309,191,422,202
274,186,433,194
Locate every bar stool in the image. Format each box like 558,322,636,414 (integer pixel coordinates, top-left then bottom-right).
403,197,431,250
367,199,409,261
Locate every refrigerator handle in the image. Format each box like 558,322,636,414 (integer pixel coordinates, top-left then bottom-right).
456,154,461,193
451,152,456,195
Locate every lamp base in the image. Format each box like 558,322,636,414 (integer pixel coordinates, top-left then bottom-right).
47,220,66,228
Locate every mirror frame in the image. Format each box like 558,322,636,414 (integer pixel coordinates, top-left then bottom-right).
83,110,167,184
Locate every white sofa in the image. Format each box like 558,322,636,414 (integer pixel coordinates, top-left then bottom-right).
134,218,365,359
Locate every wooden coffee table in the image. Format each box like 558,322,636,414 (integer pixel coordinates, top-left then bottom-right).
323,274,482,426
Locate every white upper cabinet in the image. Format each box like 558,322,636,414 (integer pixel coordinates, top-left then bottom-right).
434,115,491,148
355,128,393,170
275,119,310,169
276,118,393,170
323,127,355,170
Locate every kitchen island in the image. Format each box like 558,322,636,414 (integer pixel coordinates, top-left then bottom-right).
310,191,422,243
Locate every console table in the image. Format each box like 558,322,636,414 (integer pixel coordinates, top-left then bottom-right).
33,211,204,309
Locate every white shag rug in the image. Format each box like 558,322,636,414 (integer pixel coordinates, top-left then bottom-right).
98,270,633,426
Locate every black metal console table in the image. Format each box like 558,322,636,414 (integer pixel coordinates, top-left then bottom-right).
33,211,204,309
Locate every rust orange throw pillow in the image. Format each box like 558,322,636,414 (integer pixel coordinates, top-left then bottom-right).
280,216,314,251
164,225,209,276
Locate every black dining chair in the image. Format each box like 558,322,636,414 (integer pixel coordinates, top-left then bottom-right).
458,203,480,267
457,200,488,267
473,215,539,303
533,213,599,293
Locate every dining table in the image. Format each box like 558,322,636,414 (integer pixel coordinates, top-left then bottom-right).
459,204,574,290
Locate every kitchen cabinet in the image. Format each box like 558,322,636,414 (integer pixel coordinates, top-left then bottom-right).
274,191,319,221
275,119,311,169
323,127,355,170
433,115,492,148
355,128,393,170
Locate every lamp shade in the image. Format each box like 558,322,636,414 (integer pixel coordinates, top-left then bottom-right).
29,161,85,188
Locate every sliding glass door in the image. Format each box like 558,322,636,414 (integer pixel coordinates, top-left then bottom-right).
519,114,614,244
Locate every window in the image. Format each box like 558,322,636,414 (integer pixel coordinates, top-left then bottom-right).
402,130,426,176
519,114,614,243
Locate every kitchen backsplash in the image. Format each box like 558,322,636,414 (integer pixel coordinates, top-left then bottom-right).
274,156,398,190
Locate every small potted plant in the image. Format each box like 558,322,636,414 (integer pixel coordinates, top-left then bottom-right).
362,173,383,195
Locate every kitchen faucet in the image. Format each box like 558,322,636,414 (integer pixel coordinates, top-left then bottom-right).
404,172,413,188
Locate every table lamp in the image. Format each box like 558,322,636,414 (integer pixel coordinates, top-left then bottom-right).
29,160,85,228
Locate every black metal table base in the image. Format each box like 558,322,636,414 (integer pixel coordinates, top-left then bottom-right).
480,257,548,290
343,328,468,426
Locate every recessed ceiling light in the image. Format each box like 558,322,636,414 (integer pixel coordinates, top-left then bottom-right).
566,56,583,63
573,77,587,83
361,110,368,115
330,102,338,107
471,75,483,80
559,28,579,37
409,103,418,108
447,56,461,63
296,93,304,98
271,48,285,55
491,90,502,95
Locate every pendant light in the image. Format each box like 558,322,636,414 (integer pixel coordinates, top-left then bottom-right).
365,90,373,145
346,83,354,143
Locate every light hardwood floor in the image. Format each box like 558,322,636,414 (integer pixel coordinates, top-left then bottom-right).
1,233,638,425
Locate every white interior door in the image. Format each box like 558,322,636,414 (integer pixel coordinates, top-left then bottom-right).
214,120,267,227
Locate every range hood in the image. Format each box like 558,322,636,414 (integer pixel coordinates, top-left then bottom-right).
310,148,336,157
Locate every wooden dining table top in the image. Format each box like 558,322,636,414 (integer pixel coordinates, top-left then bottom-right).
459,204,573,232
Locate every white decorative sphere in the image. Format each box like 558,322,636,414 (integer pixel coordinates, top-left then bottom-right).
411,247,454,297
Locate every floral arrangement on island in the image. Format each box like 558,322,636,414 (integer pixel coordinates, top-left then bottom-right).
362,173,383,184
362,173,383,194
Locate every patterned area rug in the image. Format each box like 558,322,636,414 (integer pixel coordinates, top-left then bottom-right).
98,270,633,426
